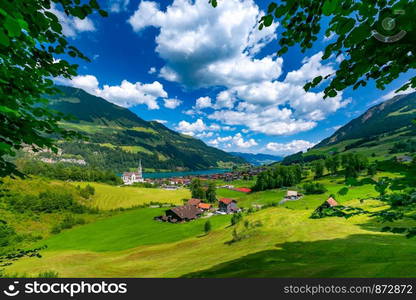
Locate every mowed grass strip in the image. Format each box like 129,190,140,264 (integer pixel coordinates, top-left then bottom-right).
74,182,190,210
39,208,231,252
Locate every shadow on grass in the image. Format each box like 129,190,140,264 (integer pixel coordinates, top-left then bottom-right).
182,234,416,278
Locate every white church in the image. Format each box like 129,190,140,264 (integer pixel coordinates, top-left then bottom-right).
122,160,145,185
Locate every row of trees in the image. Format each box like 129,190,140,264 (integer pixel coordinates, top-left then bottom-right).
252,165,302,191
311,153,374,180
16,159,122,185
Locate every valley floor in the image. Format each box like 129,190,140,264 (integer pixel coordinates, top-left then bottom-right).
3,173,416,278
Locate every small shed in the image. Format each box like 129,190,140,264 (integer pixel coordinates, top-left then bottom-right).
325,197,338,207
311,197,340,218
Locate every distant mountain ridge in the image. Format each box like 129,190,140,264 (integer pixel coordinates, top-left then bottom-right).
45,86,244,172
315,92,416,148
281,92,416,165
230,152,283,166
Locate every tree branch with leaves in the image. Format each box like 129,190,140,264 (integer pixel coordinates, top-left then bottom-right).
0,0,108,178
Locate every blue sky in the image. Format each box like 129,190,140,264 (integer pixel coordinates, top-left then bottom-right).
55,0,415,156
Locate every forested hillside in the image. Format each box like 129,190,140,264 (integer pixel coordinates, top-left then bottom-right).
39,86,244,172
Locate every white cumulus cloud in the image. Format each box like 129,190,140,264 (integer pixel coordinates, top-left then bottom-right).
207,52,350,135
266,140,316,155
55,75,168,109
128,0,280,88
195,96,212,110
208,133,257,149
164,98,182,109
109,0,130,12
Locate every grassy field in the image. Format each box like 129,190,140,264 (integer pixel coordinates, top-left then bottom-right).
74,182,190,210
31,208,231,252
6,198,416,278
4,172,416,278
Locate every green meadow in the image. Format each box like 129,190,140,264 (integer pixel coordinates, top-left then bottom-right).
74,182,190,210
4,170,416,278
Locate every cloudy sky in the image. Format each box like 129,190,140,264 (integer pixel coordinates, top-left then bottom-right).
55,0,415,156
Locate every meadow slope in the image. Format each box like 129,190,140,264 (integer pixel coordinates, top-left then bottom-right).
5,173,416,278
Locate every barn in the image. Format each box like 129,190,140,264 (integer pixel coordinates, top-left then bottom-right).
165,205,203,222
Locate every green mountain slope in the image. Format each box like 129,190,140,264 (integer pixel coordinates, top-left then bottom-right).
281,92,416,164
45,86,243,172
316,92,416,148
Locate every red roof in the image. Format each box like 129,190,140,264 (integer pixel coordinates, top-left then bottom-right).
326,197,338,207
219,198,235,204
187,198,201,206
233,187,251,193
198,203,212,209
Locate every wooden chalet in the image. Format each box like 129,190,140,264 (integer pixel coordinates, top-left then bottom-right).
164,205,202,222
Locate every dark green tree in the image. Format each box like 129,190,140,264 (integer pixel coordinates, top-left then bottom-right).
341,153,368,180
367,163,378,176
190,178,205,199
311,159,325,178
230,213,243,226
325,155,340,175
375,177,390,199
0,0,108,178
205,181,217,203
204,220,212,234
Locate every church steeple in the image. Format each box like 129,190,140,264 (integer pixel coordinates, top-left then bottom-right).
138,159,142,178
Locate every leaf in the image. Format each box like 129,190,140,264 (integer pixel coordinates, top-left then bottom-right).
0,29,10,46
322,0,338,16
263,15,273,27
268,2,277,14
277,46,288,56
312,76,323,86
336,17,355,35
89,0,100,9
0,142,12,152
0,105,19,116
327,89,337,97
347,23,371,45
4,16,21,37
99,10,108,17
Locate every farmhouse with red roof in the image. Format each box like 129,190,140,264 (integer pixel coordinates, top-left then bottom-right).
218,198,239,214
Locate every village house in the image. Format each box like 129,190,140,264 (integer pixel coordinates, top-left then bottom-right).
313,196,339,216
162,205,202,223
218,198,239,214
122,160,144,185
161,185,179,190
187,198,202,206
285,190,301,200
396,155,413,163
